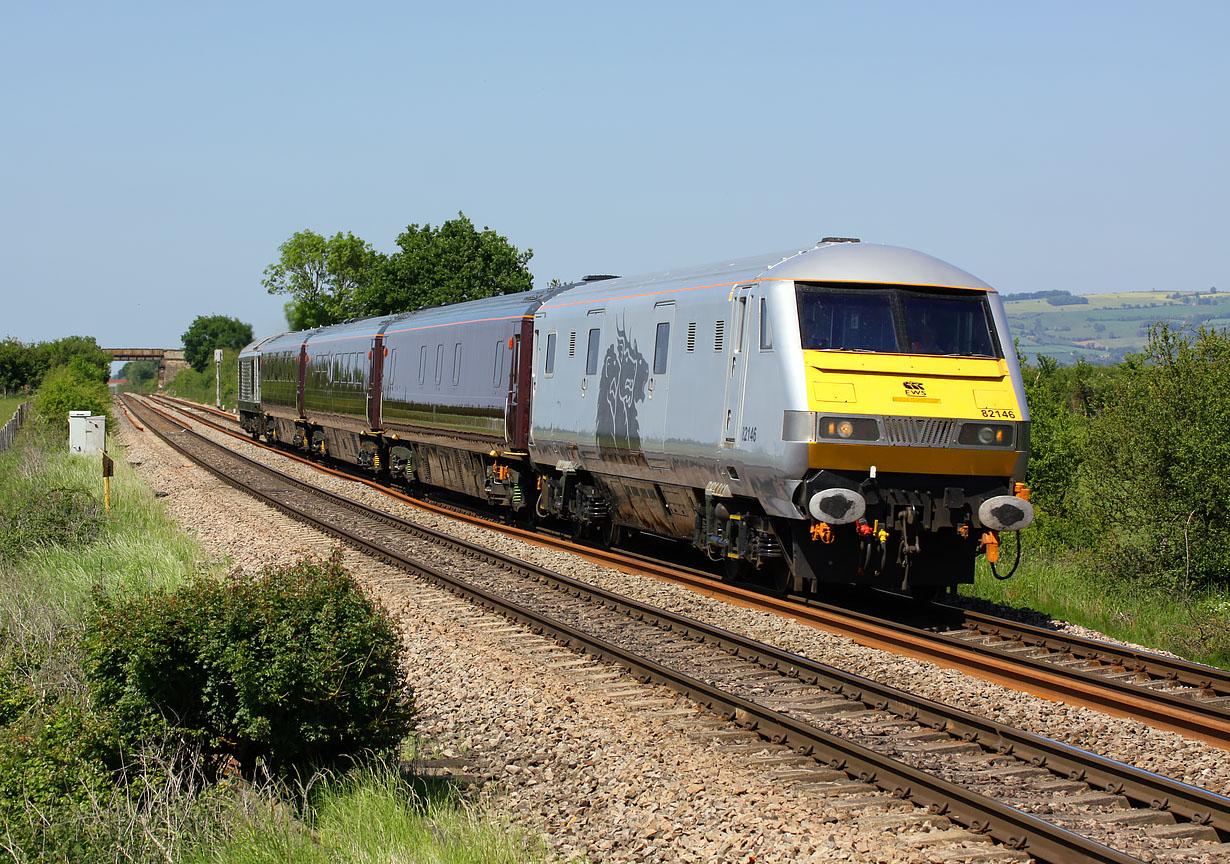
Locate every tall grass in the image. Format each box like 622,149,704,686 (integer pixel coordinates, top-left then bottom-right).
0,423,199,602
186,761,543,864
0,422,211,863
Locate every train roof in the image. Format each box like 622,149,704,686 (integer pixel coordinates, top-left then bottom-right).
237,287,564,355
238,331,296,358
540,241,994,310
246,328,320,355
375,287,560,341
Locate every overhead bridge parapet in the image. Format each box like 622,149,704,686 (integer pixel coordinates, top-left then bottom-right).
104,348,189,388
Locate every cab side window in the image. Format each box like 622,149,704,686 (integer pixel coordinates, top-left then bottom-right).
653,322,670,375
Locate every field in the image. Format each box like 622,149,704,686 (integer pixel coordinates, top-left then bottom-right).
0,395,28,423
1005,290,1230,363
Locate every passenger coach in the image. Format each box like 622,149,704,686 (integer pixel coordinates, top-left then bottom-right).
239,238,1034,598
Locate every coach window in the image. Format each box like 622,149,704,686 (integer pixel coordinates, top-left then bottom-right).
585,328,601,375
435,345,444,385
653,322,670,375
492,341,504,386
418,346,427,385
453,343,462,385
759,298,774,351
544,332,557,376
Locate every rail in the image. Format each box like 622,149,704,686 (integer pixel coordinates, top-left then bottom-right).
145,392,1230,749
123,394,1230,864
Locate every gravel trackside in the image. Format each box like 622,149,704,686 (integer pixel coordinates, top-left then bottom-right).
114,403,1230,862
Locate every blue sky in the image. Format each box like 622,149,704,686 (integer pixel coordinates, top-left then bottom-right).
2,1,1226,349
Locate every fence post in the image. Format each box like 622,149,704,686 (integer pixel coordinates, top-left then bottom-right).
0,401,31,455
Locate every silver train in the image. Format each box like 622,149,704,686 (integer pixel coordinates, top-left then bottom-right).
239,239,1034,596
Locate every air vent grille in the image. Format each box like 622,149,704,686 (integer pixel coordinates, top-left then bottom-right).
714,320,725,351
883,417,956,446
568,332,576,357
686,322,696,352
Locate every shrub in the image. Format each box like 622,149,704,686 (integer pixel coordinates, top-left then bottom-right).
0,698,117,860
32,365,112,432
1020,357,1117,550
1071,324,1230,590
83,553,413,777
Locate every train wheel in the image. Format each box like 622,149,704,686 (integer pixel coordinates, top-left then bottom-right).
759,561,793,594
721,556,747,584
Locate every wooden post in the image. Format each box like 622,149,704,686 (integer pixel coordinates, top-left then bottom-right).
101,451,114,512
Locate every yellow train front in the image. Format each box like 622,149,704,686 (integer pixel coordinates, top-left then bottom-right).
781,244,1033,597
527,239,1031,599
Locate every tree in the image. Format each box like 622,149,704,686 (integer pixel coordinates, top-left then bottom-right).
262,230,384,329
0,338,36,394
357,212,533,314
182,315,254,373
117,360,159,393
31,336,111,385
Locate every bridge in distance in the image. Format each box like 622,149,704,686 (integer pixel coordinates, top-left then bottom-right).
105,348,189,388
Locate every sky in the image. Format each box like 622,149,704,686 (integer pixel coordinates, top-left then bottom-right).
2,1,1227,351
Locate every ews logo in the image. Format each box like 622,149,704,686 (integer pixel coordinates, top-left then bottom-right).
902,381,927,397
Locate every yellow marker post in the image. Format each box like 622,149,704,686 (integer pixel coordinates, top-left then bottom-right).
101,451,114,512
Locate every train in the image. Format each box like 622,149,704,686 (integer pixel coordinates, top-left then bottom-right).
238,238,1033,598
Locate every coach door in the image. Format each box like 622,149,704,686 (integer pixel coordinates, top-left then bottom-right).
367,335,384,430
722,284,754,447
642,301,675,461
505,322,531,448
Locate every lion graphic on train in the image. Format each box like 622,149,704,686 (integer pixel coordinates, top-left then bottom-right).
595,320,649,452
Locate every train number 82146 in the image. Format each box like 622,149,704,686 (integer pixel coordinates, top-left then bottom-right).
979,408,1017,419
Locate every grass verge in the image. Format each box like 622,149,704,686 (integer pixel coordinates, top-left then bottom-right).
187,761,542,864
965,541,1230,670
0,417,544,864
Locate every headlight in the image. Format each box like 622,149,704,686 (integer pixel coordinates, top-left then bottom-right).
958,423,1014,447
818,417,879,441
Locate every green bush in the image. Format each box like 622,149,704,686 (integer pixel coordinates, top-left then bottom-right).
32,365,112,432
1071,324,1230,591
1020,356,1117,550
83,553,413,777
0,486,105,563
0,698,117,860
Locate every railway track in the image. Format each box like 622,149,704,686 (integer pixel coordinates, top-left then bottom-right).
149,393,1230,750
124,394,1230,863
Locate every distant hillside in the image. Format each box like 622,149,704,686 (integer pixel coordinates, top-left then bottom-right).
1002,289,1230,364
